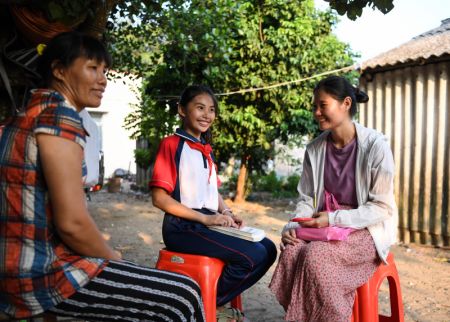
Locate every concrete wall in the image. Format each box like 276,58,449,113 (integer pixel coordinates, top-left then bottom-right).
87,73,141,179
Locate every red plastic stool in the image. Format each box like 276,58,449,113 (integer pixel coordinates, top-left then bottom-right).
156,249,243,322
351,253,404,322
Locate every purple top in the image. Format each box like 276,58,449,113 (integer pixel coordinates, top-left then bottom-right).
324,134,358,208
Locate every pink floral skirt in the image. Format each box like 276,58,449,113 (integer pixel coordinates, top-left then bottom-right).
269,229,380,322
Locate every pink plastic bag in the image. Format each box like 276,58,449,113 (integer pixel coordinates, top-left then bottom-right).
295,190,356,241
295,226,354,241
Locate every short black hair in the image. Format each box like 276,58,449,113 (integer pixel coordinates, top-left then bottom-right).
36,31,112,87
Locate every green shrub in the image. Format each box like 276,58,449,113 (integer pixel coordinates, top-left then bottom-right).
134,148,152,169
256,171,283,192
272,189,298,198
220,172,300,200
283,174,300,192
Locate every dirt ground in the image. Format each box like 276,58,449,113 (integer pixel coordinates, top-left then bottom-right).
87,190,450,322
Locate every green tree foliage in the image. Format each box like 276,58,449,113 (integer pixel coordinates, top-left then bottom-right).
112,0,356,201
324,0,394,20
0,0,394,124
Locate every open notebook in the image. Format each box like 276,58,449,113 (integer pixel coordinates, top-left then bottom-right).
208,226,266,242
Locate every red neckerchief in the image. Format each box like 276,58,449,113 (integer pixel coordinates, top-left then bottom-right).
185,140,215,183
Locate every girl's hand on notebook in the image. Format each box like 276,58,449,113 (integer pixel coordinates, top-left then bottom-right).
231,214,244,229
206,214,238,228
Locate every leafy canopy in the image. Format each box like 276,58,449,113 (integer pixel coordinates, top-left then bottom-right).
111,0,357,171
324,0,394,20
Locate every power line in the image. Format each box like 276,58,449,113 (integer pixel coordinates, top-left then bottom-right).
155,64,358,100
216,64,358,96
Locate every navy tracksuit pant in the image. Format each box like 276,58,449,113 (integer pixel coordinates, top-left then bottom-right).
162,212,277,306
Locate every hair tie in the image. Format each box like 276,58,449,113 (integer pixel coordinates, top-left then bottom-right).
36,44,46,56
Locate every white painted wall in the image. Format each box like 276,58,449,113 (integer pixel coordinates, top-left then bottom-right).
87,73,141,179
273,137,307,178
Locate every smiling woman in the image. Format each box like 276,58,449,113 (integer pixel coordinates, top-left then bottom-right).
269,76,397,322
0,32,205,321
35,31,111,111
49,56,107,109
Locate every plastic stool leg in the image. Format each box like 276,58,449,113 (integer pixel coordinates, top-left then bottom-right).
379,275,404,322
155,250,231,322
351,253,404,322
356,282,377,322
231,295,243,311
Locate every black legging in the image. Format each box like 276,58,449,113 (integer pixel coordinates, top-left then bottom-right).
49,260,205,322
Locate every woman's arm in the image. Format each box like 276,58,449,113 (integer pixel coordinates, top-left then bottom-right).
152,187,235,227
37,134,120,260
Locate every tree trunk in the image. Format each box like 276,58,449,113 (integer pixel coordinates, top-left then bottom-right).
234,156,248,203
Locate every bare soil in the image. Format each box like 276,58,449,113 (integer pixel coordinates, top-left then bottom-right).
87,190,450,322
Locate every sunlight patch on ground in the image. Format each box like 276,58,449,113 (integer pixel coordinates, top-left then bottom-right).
253,216,288,227
114,203,127,210
138,232,153,245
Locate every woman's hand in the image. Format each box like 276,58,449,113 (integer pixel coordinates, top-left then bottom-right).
300,211,329,228
280,228,299,251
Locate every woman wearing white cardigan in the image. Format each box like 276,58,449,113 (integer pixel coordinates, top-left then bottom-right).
269,76,398,322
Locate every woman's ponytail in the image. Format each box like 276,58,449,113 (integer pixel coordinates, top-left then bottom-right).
354,87,369,104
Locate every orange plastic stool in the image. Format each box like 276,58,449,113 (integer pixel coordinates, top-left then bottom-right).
351,253,404,322
155,249,243,322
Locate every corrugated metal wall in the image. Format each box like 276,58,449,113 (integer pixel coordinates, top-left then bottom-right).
359,61,450,246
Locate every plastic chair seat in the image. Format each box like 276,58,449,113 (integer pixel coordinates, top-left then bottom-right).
156,249,242,322
351,253,404,322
